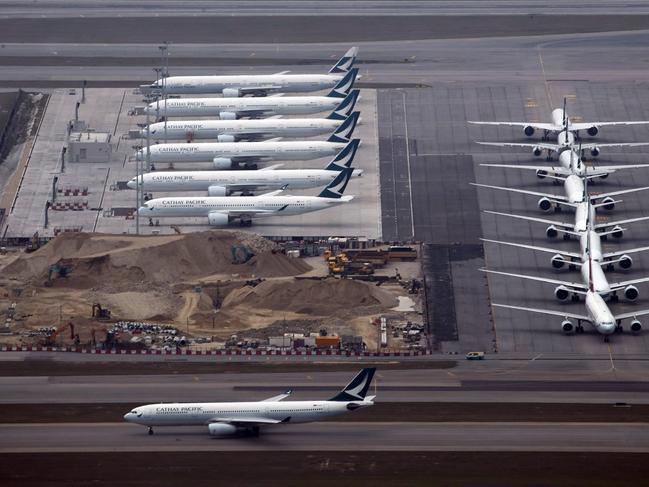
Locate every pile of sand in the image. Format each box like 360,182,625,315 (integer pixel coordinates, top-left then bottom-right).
220,278,398,316
0,231,311,290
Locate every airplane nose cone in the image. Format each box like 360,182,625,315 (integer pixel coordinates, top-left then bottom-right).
126,180,136,189
123,413,132,422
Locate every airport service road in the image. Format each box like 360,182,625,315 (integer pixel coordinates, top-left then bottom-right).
2,422,648,453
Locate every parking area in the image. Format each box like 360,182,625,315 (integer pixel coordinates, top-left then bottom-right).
377,82,649,354
2,87,381,239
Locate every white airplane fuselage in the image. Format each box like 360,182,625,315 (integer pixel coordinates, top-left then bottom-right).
584,291,617,335
562,174,586,203
139,194,353,221
580,260,611,296
129,169,362,193
145,74,346,95
574,202,596,232
136,141,347,164
143,96,343,118
143,118,345,141
124,400,366,427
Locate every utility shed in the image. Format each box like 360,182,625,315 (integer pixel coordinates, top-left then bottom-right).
67,131,112,163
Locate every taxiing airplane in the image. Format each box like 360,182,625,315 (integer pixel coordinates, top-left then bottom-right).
138,166,356,226
127,139,362,195
140,111,361,143
124,367,376,437
140,48,359,96
143,85,359,122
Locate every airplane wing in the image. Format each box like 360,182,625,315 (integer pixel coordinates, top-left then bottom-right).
613,309,649,320
590,186,649,201
476,141,560,151
481,238,582,259
481,268,587,291
591,164,649,172
238,86,284,95
209,417,284,425
609,276,649,291
261,390,292,402
484,210,576,230
594,215,649,230
602,246,649,260
580,142,649,150
258,164,284,171
480,163,571,175
571,121,649,130
492,303,590,321
469,121,559,131
471,182,568,202
273,71,291,75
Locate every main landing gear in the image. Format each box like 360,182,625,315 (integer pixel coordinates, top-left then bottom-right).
148,427,154,435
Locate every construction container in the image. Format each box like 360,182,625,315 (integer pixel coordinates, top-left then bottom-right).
269,336,293,348
315,336,340,348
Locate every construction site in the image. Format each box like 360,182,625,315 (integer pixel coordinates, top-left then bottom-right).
0,231,424,353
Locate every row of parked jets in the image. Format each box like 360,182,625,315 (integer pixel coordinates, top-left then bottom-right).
130,48,363,227
472,101,649,341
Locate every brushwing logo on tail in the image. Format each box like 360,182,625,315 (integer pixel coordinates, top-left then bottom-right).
318,167,353,199
329,47,359,74
324,139,360,171
327,112,359,143
328,68,358,98
329,368,376,402
327,90,360,121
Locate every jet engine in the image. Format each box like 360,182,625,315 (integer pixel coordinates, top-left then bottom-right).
217,134,236,143
208,423,238,436
222,88,241,98
219,111,238,120
601,197,616,211
536,169,548,179
524,126,535,137
546,225,559,238
551,254,566,269
212,157,233,169
554,285,571,301
611,226,624,239
207,212,230,226
532,146,543,157
618,254,633,269
538,197,553,212
207,185,227,197
590,146,601,157
561,319,574,333
624,285,639,301
630,319,642,333
587,126,599,136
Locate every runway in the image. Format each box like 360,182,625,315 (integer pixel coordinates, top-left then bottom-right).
2,421,648,452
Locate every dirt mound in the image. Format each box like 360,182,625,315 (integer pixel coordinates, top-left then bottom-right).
1,231,311,290
221,278,397,316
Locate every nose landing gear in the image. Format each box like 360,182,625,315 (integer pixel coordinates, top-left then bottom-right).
148,427,154,435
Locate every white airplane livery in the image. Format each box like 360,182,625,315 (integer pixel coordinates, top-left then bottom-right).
140,47,359,97
138,166,356,226
141,111,361,142
135,119,359,169
469,98,649,139
128,139,361,196
124,368,376,437
143,82,359,120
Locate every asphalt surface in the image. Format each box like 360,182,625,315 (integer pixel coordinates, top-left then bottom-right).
2,421,647,452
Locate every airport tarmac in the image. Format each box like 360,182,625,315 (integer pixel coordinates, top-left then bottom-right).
2,421,648,453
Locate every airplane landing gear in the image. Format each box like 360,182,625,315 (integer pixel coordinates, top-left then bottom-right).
251,426,260,437
148,427,154,435
616,325,624,334
239,219,252,227
604,336,610,343
576,324,585,334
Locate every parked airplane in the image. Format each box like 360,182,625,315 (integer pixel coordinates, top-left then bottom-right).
477,138,649,159
140,48,359,96
142,86,359,121
490,258,649,341
471,179,649,212
135,119,360,170
480,147,649,180
469,98,649,140
140,111,362,143
481,240,649,303
124,367,376,436
127,139,362,195
138,166,356,226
